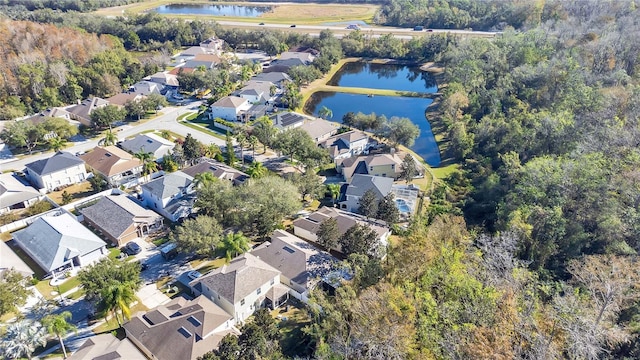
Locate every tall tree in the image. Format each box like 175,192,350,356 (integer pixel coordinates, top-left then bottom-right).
252,117,276,153
42,311,77,359
400,154,417,183
171,216,222,257
90,105,125,130
383,116,420,148
247,161,267,179
317,217,339,251
235,131,247,165
1,320,46,360
48,136,66,152
134,149,157,181
225,132,237,166
318,106,334,120
326,183,341,205
183,133,203,165
0,269,30,317
220,231,251,262
77,259,141,305
248,135,258,158
357,189,379,219
339,223,379,256
100,282,136,327
194,172,217,187
377,193,400,223
102,130,117,146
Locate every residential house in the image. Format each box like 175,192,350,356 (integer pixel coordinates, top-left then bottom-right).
298,118,339,142
338,174,394,213
106,93,146,108
293,207,391,257
66,97,109,127
123,296,239,360
80,194,163,247
0,240,34,278
269,112,307,130
12,212,108,278
80,146,143,187
252,72,291,86
279,51,316,63
141,171,195,222
338,153,404,182
182,159,249,186
120,133,175,161
264,58,308,73
190,253,281,323
235,81,275,104
131,81,162,96
252,230,337,302
69,333,146,360
209,96,251,121
146,71,180,88
319,130,371,162
24,107,72,123
0,173,43,214
24,151,87,192
199,37,225,52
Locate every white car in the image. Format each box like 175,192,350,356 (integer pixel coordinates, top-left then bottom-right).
187,270,202,281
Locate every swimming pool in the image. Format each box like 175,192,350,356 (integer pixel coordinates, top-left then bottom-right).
395,198,411,213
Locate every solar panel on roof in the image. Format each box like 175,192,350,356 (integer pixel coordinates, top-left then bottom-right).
283,246,296,254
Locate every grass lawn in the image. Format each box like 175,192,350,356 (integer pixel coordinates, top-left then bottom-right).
194,258,227,274
108,247,123,260
151,236,170,247
35,277,80,300
271,301,312,357
180,120,226,140
432,163,460,180
48,181,97,205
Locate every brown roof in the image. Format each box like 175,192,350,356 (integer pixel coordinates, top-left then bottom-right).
69,333,146,360
298,118,339,142
169,67,196,76
193,54,222,63
80,146,142,177
123,296,237,360
340,153,403,180
191,253,279,304
212,96,247,109
106,93,146,107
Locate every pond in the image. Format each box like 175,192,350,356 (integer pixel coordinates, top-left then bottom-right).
153,4,272,17
327,62,438,93
306,92,441,166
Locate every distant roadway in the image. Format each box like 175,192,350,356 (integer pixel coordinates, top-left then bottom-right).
215,21,499,39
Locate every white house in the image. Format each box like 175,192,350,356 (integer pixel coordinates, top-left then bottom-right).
24,151,87,192
319,130,372,162
131,81,162,96
12,211,108,279
209,96,251,121
0,173,43,214
235,81,275,104
338,174,394,213
190,253,281,324
140,171,195,222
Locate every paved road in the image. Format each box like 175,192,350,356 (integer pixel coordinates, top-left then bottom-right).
0,100,225,172
216,21,499,39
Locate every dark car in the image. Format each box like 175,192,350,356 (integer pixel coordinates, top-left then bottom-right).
123,242,142,255
259,22,265,25
290,24,296,27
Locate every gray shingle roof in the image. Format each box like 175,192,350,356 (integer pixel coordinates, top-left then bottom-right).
191,253,279,304
12,212,106,272
25,151,84,176
181,159,248,185
80,195,162,241
123,296,236,360
142,172,193,200
0,173,41,209
120,133,174,159
252,72,291,84
346,174,394,198
251,230,336,290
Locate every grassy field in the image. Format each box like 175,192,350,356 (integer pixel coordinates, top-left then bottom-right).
94,1,379,25
48,181,97,205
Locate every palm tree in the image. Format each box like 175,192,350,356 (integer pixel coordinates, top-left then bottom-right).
194,172,216,187
42,311,77,359
235,131,247,165
48,136,66,151
204,143,221,159
103,130,117,146
220,231,251,262
100,282,136,327
318,106,333,120
246,161,267,179
134,150,157,181
2,320,47,360
248,135,258,158
327,183,341,206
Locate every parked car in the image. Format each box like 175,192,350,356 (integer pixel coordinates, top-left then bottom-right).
187,270,202,281
259,22,265,25
290,24,296,27
123,242,142,255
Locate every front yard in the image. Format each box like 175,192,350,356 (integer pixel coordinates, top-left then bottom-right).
48,181,98,205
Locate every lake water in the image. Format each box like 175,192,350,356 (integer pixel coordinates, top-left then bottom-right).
328,62,438,93
154,4,271,17
306,92,441,166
